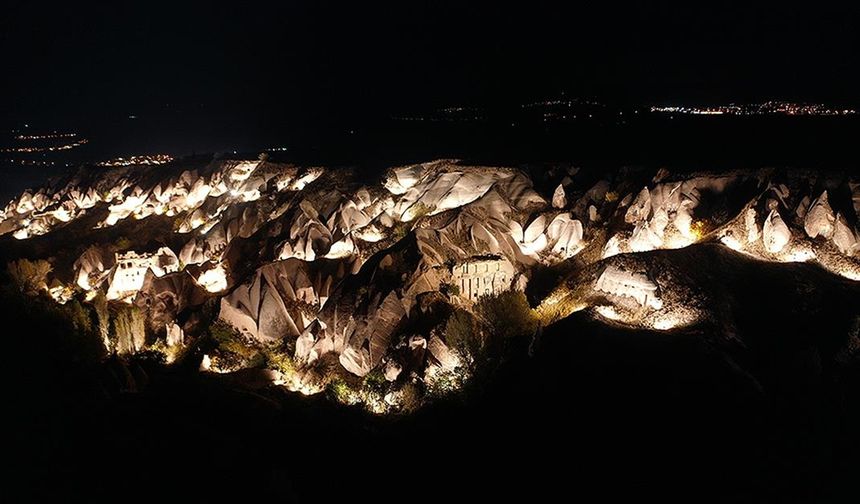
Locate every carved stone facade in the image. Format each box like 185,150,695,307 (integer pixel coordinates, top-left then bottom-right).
107,248,179,300
451,256,515,302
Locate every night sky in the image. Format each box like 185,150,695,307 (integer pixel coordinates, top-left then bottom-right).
1,1,858,149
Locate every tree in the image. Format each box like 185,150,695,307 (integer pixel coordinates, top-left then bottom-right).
443,308,481,355
92,292,111,352
7,259,52,295
113,305,146,354
475,290,538,342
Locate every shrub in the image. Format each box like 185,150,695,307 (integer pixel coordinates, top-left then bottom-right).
475,290,538,341
92,292,111,351
209,320,239,344
363,368,388,394
7,259,52,295
113,304,146,354
210,321,252,355
425,367,466,398
263,346,295,376
114,236,132,250
208,320,260,368
397,382,422,413
327,378,357,405
443,308,480,355
440,282,460,298
391,222,411,242
131,349,167,366
66,299,93,335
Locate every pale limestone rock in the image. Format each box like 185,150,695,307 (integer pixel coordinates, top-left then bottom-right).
804,191,835,239
763,209,790,254
339,292,406,376
650,182,682,213
74,245,111,290
552,184,567,209
166,322,184,347
509,216,548,256
546,214,583,257
674,203,693,238
595,266,661,309
384,360,402,381
650,207,670,237
745,207,759,243
833,213,858,256
629,222,662,252
602,234,623,258
427,335,460,371
625,187,651,224
497,172,547,209
339,344,371,376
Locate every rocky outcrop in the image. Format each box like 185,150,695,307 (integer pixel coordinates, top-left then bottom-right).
3,158,858,389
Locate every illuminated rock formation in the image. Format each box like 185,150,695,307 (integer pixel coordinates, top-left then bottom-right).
3,156,859,401
804,191,835,239
552,183,567,208
833,213,858,256
595,266,662,309
763,209,791,254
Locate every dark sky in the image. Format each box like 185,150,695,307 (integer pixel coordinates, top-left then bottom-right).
2,1,858,134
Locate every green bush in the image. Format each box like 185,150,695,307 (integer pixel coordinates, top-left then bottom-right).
397,382,422,413
443,308,480,355
114,236,132,250
391,222,411,242
363,368,388,394
209,320,257,360
263,346,295,375
475,290,538,341
327,378,355,404
209,320,260,365
440,282,460,298
7,259,52,295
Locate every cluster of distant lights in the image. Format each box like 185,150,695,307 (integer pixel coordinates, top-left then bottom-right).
96,154,173,167
393,114,485,122
521,98,605,109
1,159,70,167
651,101,856,116
14,132,79,140
0,138,88,153
392,106,484,122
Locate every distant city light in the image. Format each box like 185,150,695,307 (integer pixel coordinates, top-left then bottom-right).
15,132,77,140
0,138,88,153
651,101,856,116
